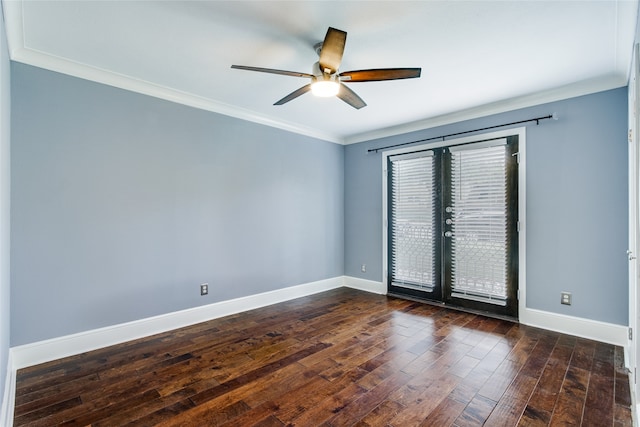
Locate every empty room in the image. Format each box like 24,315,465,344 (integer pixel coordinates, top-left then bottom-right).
1,1,640,426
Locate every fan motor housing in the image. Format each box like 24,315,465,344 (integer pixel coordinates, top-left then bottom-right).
312,61,337,79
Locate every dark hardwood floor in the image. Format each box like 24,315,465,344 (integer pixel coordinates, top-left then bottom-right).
13,288,633,426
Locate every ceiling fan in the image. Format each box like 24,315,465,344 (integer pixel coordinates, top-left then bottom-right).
231,27,421,109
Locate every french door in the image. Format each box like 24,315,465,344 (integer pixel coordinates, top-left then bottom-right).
387,136,519,318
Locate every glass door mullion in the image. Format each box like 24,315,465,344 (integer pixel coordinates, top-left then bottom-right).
441,148,453,306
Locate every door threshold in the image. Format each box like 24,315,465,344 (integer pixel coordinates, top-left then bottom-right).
387,292,519,323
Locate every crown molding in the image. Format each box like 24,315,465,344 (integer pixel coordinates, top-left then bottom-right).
2,0,632,147
1,0,344,144
343,75,628,145
13,48,346,144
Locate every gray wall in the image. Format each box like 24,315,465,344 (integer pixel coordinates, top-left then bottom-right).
345,88,629,325
7,59,630,347
0,8,10,411
11,63,344,346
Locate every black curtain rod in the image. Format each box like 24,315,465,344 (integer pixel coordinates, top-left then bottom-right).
367,113,556,153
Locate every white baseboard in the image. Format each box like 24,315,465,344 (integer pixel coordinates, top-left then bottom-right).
519,307,628,347
11,276,343,370
342,277,628,348
1,351,15,427
2,277,630,427
627,351,637,427
10,282,629,368
343,276,386,294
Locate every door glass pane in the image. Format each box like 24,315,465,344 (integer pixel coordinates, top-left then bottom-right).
390,154,436,291
450,145,508,305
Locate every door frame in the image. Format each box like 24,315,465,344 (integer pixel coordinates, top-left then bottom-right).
628,42,639,412
382,127,527,318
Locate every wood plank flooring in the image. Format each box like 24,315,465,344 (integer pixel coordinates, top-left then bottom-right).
13,288,633,426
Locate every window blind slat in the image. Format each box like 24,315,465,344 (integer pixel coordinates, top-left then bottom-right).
390,155,435,291
450,145,508,305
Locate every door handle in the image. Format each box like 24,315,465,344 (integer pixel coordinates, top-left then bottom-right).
628,250,637,260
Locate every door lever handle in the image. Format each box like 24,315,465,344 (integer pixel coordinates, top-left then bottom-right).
628,250,637,260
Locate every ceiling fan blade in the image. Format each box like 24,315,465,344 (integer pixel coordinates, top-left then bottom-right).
274,84,312,105
339,68,422,82
318,27,346,74
336,83,366,110
231,65,314,78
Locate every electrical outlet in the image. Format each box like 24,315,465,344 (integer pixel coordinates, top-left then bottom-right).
200,283,208,296
361,264,366,273
561,291,571,305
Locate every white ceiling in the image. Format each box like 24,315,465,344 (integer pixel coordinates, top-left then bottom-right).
2,0,638,144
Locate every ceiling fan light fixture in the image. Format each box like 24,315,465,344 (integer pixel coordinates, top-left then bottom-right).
311,80,340,97
231,28,420,109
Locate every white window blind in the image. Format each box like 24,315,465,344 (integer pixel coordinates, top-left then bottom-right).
449,142,508,305
389,152,435,291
